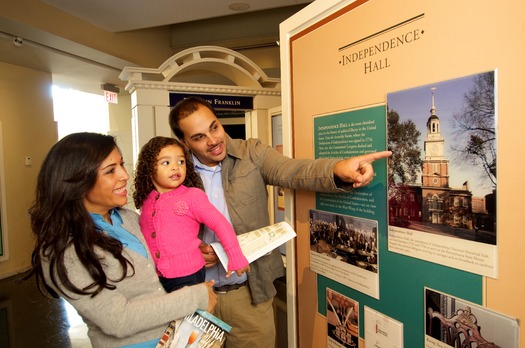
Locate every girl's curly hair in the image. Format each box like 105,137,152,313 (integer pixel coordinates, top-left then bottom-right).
133,136,203,209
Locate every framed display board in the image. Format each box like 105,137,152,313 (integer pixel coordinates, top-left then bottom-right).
280,0,524,346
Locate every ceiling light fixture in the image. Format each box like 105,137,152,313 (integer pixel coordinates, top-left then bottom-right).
12,36,23,47
229,3,250,11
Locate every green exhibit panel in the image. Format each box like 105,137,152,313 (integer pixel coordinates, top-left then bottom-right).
316,249,482,346
312,105,482,346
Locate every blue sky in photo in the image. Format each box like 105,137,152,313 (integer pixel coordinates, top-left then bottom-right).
386,72,495,197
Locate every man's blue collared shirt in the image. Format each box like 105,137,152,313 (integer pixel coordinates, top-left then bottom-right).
192,155,247,287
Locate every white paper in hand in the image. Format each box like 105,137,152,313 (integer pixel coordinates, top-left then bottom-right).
210,221,296,269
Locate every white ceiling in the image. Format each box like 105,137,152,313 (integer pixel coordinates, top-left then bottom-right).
41,0,312,32
0,0,312,94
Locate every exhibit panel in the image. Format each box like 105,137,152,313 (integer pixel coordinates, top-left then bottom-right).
280,0,524,346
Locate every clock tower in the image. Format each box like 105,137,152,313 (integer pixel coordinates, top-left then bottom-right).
422,88,449,188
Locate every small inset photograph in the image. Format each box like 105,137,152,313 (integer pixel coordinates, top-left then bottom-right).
326,288,359,348
310,209,378,273
425,287,519,348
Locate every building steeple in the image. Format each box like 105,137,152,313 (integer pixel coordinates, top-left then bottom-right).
424,87,444,158
426,88,440,136
430,87,437,116
422,87,449,188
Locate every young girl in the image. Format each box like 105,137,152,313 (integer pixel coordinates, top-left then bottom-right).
133,136,249,292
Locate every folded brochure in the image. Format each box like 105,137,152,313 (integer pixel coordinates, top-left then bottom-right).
210,221,296,270
156,309,231,348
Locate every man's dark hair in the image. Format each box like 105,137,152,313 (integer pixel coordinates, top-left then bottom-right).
169,96,216,139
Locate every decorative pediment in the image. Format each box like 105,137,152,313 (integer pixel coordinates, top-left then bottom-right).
120,46,281,96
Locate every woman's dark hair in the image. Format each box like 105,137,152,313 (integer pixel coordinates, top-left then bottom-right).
26,132,133,298
168,96,216,140
133,136,203,209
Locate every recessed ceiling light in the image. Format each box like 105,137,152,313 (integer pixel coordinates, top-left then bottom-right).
12,36,23,47
229,3,250,11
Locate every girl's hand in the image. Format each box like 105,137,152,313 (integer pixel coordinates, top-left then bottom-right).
225,265,251,278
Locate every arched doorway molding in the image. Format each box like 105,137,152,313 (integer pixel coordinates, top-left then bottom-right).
120,46,281,96
119,45,281,164
121,45,281,91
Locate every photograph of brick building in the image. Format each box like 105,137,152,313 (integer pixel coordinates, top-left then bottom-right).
387,72,496,245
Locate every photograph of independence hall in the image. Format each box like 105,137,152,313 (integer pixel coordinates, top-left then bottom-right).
387,71,496,245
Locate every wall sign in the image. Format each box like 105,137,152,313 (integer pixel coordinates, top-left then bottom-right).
169,93,253,110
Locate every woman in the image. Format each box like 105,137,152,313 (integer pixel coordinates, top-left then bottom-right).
25,132,216,348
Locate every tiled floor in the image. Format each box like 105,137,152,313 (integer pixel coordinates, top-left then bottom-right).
0,273,90,348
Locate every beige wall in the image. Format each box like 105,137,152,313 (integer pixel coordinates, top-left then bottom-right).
0,64,143,279
0,67,136,279
108,94,136,210
0,61,57,278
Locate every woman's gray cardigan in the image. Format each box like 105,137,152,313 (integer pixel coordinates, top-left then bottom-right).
43,208,209,348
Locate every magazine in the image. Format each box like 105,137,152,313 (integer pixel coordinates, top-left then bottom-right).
156,309,231,348
210,221,296,270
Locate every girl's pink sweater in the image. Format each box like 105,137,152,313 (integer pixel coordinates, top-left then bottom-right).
140,185,248,278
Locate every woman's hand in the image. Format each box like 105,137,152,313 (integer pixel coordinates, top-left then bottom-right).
204,280,217,313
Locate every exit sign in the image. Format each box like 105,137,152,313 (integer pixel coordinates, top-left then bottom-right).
104,91,118,104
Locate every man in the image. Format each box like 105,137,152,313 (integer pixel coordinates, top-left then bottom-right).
169,96,391,348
